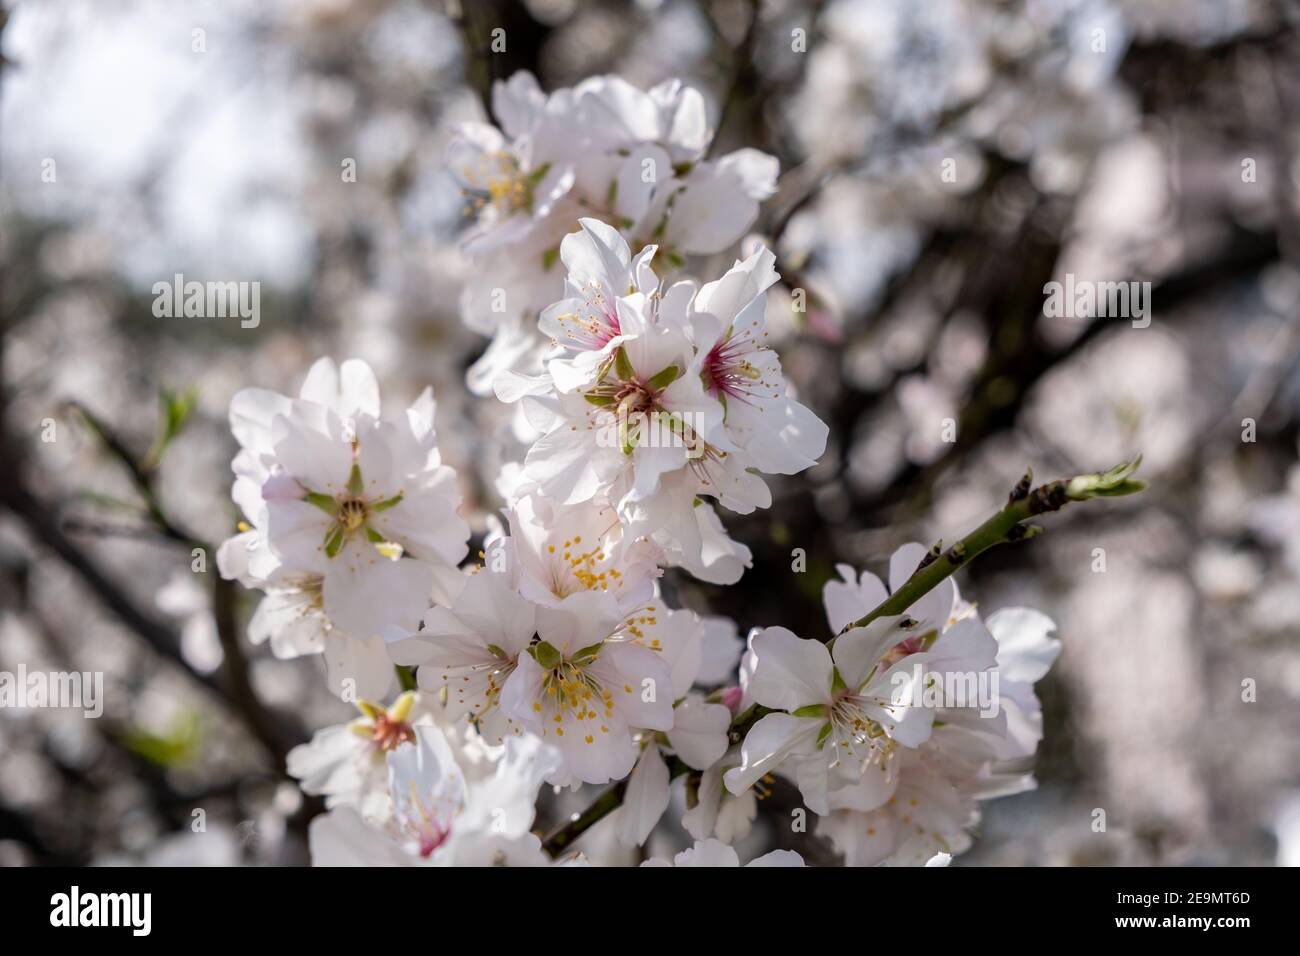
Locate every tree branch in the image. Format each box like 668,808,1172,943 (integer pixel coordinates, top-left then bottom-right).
540,458,1147,855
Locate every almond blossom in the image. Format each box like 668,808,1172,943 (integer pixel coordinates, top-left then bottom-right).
308,726,560,867
206,59,1097,868
818,608,1060,866
502,218,827,584
217,358,469,664
448,72,778,393
723,618,937,815
497,590,674,785
286,691,433,820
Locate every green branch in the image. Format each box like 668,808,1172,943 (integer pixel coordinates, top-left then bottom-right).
537,458,1146,857
836,456,1145,636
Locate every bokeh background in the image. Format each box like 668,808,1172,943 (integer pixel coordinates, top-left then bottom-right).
3,0,1299,866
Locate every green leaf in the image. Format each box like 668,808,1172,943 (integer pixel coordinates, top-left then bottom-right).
542,246,560,271
144,386,198,469
1066,455,1146,501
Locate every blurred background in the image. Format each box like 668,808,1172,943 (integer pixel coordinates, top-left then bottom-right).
3,0,1300,866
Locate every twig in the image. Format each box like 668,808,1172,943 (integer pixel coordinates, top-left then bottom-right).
838,458,1146,635
541,756,689,856
540,458,1146,853
67,400,203,549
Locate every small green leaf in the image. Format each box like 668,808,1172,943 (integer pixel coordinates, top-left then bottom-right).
1066,454,1146,501
144,386,199,469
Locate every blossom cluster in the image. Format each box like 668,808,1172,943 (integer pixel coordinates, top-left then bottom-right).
446,71,778,393
216,71,1061,867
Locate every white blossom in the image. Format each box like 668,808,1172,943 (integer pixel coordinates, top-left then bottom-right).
217,358,469,698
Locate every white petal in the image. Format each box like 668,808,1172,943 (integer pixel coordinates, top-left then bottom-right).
747,626,833,711
723,712,821,795
666,697,731,771
615,745,671,845
987,607,1060,684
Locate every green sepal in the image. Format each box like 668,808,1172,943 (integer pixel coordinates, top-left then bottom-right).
831,667,848,695
305,492,338,514
614,346,635,381
571,641,603,665
530,641,563,670
793,703,828,719
646,364,680,391
526,161,552,187
324,526,345,558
